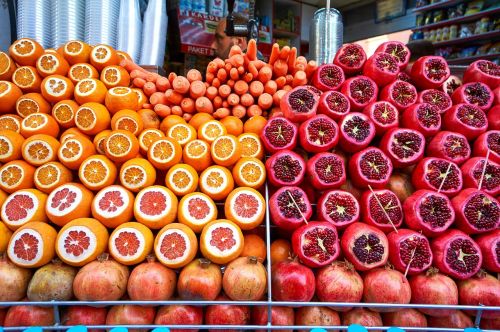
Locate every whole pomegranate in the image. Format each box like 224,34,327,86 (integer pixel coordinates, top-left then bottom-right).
0,255,32,301
271,259,315,302
457,271,500,319
205,295,250,332
127,256,177,301
4,304,55,327
62,306,107,332
0,308,5,326
252,306,294,332
362,267,412,312
177,258,222,301
27,261,77,301
222,256,267,301
342,308,382,332
295,306,340,332
427,310,473,328
154,305,203,332
106,305,156,332
382,309,427,328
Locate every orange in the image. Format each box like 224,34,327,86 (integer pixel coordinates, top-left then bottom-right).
15,92,51,118
8,221,57,268
111,109,143,136
12,66,42,92
240,234,266,262
0,115,22,133
167,123,196,147
104,129,140,163
68,63,99,84
91,185,134,228
0,51,17,81
165,163,199,196
119,157,156,192
270,239,292,265
109,222,154,266
243,115,267,135
90,44,120,71
60,127,90,142
100,65,130,89
74,78,108,105
132,88,147,108
36,51,69,77
224,187,265,230
105,87,139,114
93,129,112,155
189,112,214,130
134,185,178,229
182,139,212,172
75,102,111,135
200,219,244,265
138,108,160,129
9,38,44,66
20,113,60,138
232,157,266,189
79,154,117,191
22,134,60,166
178,192,218,233
52,100,79,128
0,130,24,163
159,115,186,132
199,165,234,201
57,134,96,170
62,40,92,65
0,221,13,253
147,137,182,170
210,134,241,167
45,183,94,227
238,132,264,159
116,50,132,61
40,74,74,103
198,120,227,144
154,223,198,269
220,116,243,136
0,160,35,193
0,81,23,114
1,189,48,230
33,161,73,194
138,128,164,155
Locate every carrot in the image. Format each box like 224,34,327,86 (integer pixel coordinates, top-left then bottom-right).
155,76,171,92
227,80,235,88
227,93,240,106
181,97,195,113
247,104,262,117
232,105,247,119
183,113,193,121
168,72,177,84
165,89,183,105
142,103,154,110
214,107,230,119
230,67,239,80
286,74,293,85
269,107,283,118
171,105,183,116
237,66,245,75
213,58,225,68
273,59,288,77
195,96,214,114
172,76,190,94
288,47,297,69
294,62,306,73
132,77,146,88
258,66,272,83
234,80,249,95
229,45,242,57
243,72,253,83
275,76,286,89
186,69,202,82
130,69,148,80
246,39,257,61
154,104,171,117
283,85,292,91
206,72,215,84
292,70,307,87
248,61,258,78
233,54,244,67
249,81,264,97
279,46,290,60
207,61,218,74
150,92,167,105
213,96,223,109
218,84,231,98
269,43,280,66
240,93,254,107
254,60,266,70
189,80,206,99
264,80,277,95
143,82,157,96
205,86,218,100
120,59,146,73
224,62,232,73
211,78,221,88
146,72,159,83
273,89,287,106
306,60,318,78
258,93,273,110
222,101,229,108
217,68,227,82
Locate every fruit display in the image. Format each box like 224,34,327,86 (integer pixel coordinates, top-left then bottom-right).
0,36,499,331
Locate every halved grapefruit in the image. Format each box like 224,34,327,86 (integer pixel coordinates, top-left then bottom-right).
134,185,178,230
109,222,153,266
154,223,198,269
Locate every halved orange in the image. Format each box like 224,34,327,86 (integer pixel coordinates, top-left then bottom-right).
200,219,244,264
57,134,96,170
52,100,79,128
0,220,13,253
60,127,90,142
45,182,94,227
9,38,44,66
132,88,147,109
224,187,265,230
165,163,199,197
160,115,186,133
100,65,130,89
105,87,139,114
1,188,48,230
189,112,214,131
0,160,35,193
238,132,264,159
8,221,57,268
22,134,60,166
91,185,134,228
68,63,99,84
34,161,73,194
0,130,24,163
40,74,74,103
0,81,23,114
210,134,241,167
147,137,182,170
167,123,197,147
90,44,120,71
134,185,178,229
182,139,212,172
104,129,140,163
199,165,234,201
116,50,132,61
93,130,111,155
178,192,217,233
232,157,266,189
138,128,164,155
62,40,92,65
154,223,198,269
20,113,60,138
0,115,22,133
75,102,111,135
198,120,227,144
36,51,69,77
111,109,143,136
119,157,156,192
109,222,153,266
79,154,117,191
74,78,108,105
0,51,16,81
12,66,42,92
15,93,51,118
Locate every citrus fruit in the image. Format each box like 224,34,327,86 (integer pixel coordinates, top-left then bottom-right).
35,51,69,77
109,222,153,266
224,187,265,230
178,192,218,233
15,93,51,118
40,75,74,103
45,183,94,227
93,130,111,154
119,157,156,192
240,234,266,262
105,87,139,114
58,134,96,170
147,137,182,170
0,221,13,253
154,223,198,269
75,102,111,135
270,239,292,264
134,185,178,230
238,132,264,159
200,219,244,265
165,163,199,196
104,129,140,163
243,115,267,135
60,127,89,142
90,44,120,71
0,188,7,206
0,130,24,163
198,120,227,143
9,38,44,66
116,50,132,61
0,81,23,114
20,113,60,138
220,116,243,136
8,221,57,268
12,66,42,92
33,161,73,194
111,109,143,135
138,108,160,129
91,185,134,228
199,165,234,201
52,100,79,128
182,139,212,172
68,63,99,84
138,128,164,155
160,115,186,132
74,78,108,105
0,114,22,132
78,154,117,191
100,65,130,89
21,134,60,166
167,123,197,147
231,157,266,189
0,160,35,193
1,189,48,230
189,112,214,130
132,88,147,108
0,51,16,81
210,134,241,167
55,218,109,267
62,40,92,64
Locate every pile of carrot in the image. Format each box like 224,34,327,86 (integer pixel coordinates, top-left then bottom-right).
120,40,318,120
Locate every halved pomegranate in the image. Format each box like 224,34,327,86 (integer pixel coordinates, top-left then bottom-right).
379,128,425,168
452,82,494,112
333,43,367,75
488,105,500,130
306,152,346,190
260,117,297,154
427,131,471,166
340,76,378,112
360,189,403,233
265,149,305,187
473,130,500,164
401,103,441,138
291,221,340,268
379,80,418,111
442,74,462,96
348,147,393,189
269,186,312,231
311,64,345,91
363,52,400,87
281,86,319,123
338,112,375,152
410,56,450,89
375,41,411,69
461,157,500,196
388,229,433,275
443,104,488,140
317,190,359,230
298,114,339,153
451,188,499,234
475,229,500,273
417,89,452,114
412,157,462,197
463,59,500,90
362,101,399,136
317,90,350,121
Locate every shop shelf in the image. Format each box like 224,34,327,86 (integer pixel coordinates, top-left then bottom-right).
445,53,500,64
413,6,500,31
432,30,500,47
412,0,465,13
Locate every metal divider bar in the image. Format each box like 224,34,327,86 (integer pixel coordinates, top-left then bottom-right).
265,181,273,331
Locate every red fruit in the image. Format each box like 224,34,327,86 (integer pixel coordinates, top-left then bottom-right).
340,222,389,271
306,152,346,190
260,117,297,154
427,131,471,166
387,172,414,203
382,309,427,328
494,86,500,105
341,308,382,329
443,104,488,140
4,304,54,327
488,105,500,129
409,267,458,317
106,305,156,330
222,256,267,301
379,128,425,168
269,186,312,231
473,130,500,164
403,190,454,237
362,101,399,136
457,271,500,319
362,267,411,311
431,229,483,280
62,306,107,332
401,103,441,138
475,229,500,273
379,80,417,111
427,310,473,328
318,91,350,121
462,157,500,196
410,56,450,90
315,261,364,311
0,255,32,301
333,43,366,75
205,295,250,332
0,309,5,326
338,112,375,152
298,114,339,153
27,261,76,301
154,305,203,332
411,157,463,197
271,259,315,301
360,189,403,233
312,64,345,91
127,256,177,301
417,89,452,114
317,190,359,230
463,59,500,90
388,229,433,275
340,76,378,112
281,86,319,123
442,74,462,96
481,318,500,330
252,306,294,332
452,82,494,112
451,188,499,234
295,306,340,332
375,41,411,69
397,71,412,83
291,221,340,268
348,147,393,189
177,258,221,301
265,149,305,187
363,52,400,87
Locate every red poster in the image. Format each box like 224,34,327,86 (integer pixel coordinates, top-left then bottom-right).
179,10,221,56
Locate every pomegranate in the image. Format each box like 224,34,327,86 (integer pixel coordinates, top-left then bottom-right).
252,306,294,332
362,101,399,137
463,59,500,90
338,112,376,152
461,157,500,196
0,255,32,301
360,189,403,233
265,149,305,187
291,221,339,268
488,105,500,130
260,117,297,154
311,64,345,91
127,256,177,301
0,308,5,326
452,81,494,112
363,52,400,87
397,71,412,83
427,310,473,328
401,103,442,138
443,104,488,140
154,305,203,332
27,260,76,301
271,259,315,301
106,305,156,332
411,157,463,197
386,172,414,203
205,295,250,332
340,76,378,112
376,41,410,69
333,43,367,75
299,115,339,153
348,147,393,189
410,55,450,89
379,80,417,111
427,131,471,166
417,89,452,114
317,190,359,230
222,256,267,301
473,130,500,164
62,306,107,331
457,271,500,319
177,258,222,301
442,74,462,96
388,229,433,275
481,318,500,330
379,128,425,169
269,186,312,231
342,308,382,332
4,304,55,327
475,229,500,273
281,86,319,123
452,189,499,234
382,309,427,328
295,306,340,332
362,267,411,312
306,152,346,190
317,90,350,121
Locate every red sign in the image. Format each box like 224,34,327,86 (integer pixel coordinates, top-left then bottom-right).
179,10,221,56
